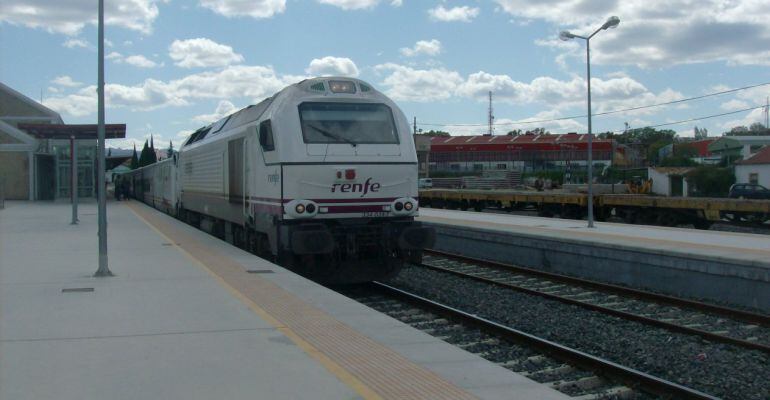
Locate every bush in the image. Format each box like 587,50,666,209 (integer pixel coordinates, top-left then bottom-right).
686,166,735,197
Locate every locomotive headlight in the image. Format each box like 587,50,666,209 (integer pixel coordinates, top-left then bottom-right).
328,80,356,94
392,197,419,215
287,200,318,219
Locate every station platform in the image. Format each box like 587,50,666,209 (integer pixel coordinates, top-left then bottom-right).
417,208,770,312
0,201,570,400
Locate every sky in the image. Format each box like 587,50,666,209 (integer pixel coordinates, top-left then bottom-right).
2,0,770,149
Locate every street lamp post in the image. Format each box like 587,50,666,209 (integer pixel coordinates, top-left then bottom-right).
560,16,620,228
94,0,112,277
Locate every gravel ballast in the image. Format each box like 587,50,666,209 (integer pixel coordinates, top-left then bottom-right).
387,265,770,400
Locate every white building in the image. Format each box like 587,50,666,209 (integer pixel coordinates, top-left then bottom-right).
734,146,770,188
648,167,694,197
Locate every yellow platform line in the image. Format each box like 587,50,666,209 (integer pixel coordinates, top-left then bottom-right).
126,202,383,400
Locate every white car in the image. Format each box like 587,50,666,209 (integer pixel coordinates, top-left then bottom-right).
418,178,433,189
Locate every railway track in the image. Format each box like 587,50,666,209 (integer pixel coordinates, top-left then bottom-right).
352,282,717,400
421,249,770,354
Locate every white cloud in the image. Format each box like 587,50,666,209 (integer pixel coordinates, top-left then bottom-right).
43,87,97,117
306,56,359,77
456,71,683,114
400,39,442,57
317,0,377,9
437,112,586,136
193,100,238,124
43,64,297,117
176,129,195,138
428,5,479,22
124,55,160,68
199,0,286,18
720,107,767,130
507,111,585,134
375,63,682,118
63,38,89,48
496,0,770,68
375,63,464,102
0,0,162,35
721,99,750,111
169,38,244,68
316,0,401,10
107,52,161,68
51,76,82,87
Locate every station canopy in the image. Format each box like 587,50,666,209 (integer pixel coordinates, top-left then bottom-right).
17,123,126,140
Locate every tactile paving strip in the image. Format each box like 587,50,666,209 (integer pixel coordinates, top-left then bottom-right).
127,202,478,400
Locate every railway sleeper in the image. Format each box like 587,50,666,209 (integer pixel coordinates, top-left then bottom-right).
572,386,636,400
550,375,606,392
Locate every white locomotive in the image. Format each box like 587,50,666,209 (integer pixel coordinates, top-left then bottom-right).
121,77,434,283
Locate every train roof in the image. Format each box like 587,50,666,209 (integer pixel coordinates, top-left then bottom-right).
182,77,385,149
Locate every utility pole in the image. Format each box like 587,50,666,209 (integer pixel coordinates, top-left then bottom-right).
70,136,78,225
413,116,417,136
94,0,112,277
487,91,494,136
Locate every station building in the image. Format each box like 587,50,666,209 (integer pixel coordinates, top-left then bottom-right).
735,145,770,187
0,82,125,200
425,133,619,173
709,135,770,162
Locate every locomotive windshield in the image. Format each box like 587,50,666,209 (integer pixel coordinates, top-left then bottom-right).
299,102,399,145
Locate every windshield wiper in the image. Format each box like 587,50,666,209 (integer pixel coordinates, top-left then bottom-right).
307,124,357,147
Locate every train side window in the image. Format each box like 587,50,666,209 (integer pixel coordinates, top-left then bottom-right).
259,120,275,151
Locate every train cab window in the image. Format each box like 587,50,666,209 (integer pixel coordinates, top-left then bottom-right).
299,102,399,145
259,120,275,151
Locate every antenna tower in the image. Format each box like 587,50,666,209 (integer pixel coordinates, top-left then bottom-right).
487,91,494,136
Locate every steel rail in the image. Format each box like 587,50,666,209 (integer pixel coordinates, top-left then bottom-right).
425,249,770,327
417,260,770,354
372,282,720,400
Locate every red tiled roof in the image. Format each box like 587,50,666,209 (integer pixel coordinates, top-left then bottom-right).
736,145,770,165
675,139,715,157
428,133,598,145
426,133,615,152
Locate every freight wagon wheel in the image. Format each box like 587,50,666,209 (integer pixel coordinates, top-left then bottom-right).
693,220,712,230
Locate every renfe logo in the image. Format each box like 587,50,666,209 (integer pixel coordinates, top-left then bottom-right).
331,177,381,197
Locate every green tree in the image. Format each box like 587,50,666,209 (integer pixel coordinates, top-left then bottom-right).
149,135,157,163
659,155,698,167
686,166,735,197
615,127,676,146
525,127,549,135
647,140,672,164
130,144,139,169
421,130,450,137
506,129,522,136
139,140,151,167
167,140,174,158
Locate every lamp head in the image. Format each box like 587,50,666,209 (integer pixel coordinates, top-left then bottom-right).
559,31,575,41
602,16,620,30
